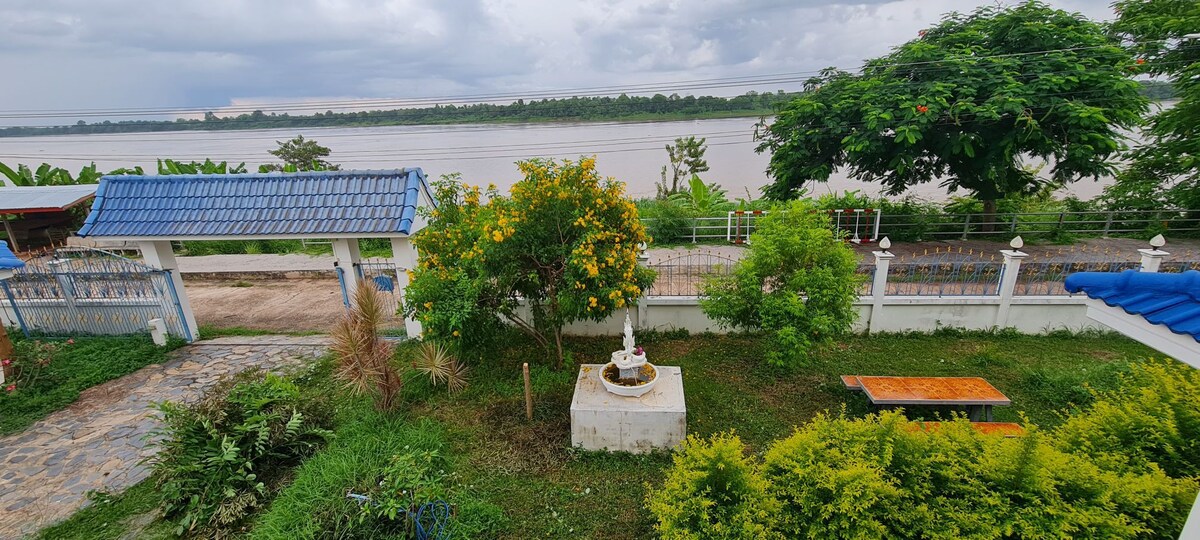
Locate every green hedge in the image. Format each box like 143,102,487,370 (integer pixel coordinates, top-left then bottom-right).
647,362,1200,539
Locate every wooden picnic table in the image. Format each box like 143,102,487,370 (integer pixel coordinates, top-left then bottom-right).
842,375,1011,422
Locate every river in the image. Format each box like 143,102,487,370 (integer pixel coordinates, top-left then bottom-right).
0,116,1141,201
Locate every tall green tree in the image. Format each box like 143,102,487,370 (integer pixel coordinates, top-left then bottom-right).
264,135,338,171
1107,0,1200,208
757,1,1147,229
657,136,709,198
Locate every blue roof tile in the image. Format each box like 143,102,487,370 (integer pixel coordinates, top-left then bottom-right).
77,169,429,238
0,240,23,270
1064,270,1200,342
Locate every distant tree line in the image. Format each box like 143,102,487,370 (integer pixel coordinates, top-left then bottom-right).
0,91,800,138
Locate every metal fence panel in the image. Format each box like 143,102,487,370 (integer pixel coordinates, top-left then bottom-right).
2,248,189,339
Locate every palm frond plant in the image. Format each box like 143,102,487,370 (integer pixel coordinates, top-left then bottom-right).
412,340,470,394
331,284,403,411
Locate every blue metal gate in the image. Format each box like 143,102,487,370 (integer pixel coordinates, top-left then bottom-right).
338,259,404,319
0,247,191,340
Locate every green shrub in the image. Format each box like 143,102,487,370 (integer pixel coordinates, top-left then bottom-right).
147,370,334,538
649,412,1196,539
645,432,780,540
641,198,696,244
1056,360,1200,479
700,199,862,367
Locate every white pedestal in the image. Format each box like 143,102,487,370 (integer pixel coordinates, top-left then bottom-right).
570,364,686,454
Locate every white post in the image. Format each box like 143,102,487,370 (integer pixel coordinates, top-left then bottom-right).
389,237,422,339
995,248,1028,327
331,238,362,293
1138,249,1168,272
868,249,893,333
138,240,199,341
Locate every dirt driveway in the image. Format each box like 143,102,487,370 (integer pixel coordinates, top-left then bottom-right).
185,279,346,333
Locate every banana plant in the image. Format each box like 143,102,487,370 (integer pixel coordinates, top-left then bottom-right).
157,159,248,175
0,162,72,186
668,174,734,215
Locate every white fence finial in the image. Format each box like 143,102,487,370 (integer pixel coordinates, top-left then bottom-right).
1009,236,1024,250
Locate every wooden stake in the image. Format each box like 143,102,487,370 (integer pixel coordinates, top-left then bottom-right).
523,362,533,421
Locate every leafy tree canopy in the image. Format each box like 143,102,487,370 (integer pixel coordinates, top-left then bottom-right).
657,136,709,198
1107,0,1200,208
265,135,338,171
757,1,1147,224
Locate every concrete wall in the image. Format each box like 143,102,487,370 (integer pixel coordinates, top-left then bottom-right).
551,294,1104,336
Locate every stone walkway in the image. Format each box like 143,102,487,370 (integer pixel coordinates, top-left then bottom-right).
0,335,329,539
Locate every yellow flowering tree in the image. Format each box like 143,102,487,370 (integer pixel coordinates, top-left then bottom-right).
407,159,655,368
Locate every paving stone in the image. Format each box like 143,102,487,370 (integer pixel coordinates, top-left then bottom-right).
0,335,327,538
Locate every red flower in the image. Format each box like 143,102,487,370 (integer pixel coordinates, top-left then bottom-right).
5,385,14,393
1136,58,1146,65
916,105,929,113
1,359,9,366
66,339,75,345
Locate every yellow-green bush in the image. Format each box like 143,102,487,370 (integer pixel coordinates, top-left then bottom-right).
645,432,780,540
1055,360,1200,479
649,412,1196,539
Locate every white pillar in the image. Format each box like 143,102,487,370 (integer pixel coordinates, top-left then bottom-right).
331,238,362,293
1182,493,1200,540
868,250,893,333
389,237,422,339
138,240,199,341
995,249,1028,327
1138,248,1168,272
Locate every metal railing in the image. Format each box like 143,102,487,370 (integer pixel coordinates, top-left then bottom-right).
642,208,1200,244
878,209,1200,241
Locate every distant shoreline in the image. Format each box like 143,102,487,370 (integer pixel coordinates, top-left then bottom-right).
0,110,776,139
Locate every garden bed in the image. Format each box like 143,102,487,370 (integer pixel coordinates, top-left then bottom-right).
37,329,1169,539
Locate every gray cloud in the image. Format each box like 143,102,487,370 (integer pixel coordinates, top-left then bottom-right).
0,0,1115,120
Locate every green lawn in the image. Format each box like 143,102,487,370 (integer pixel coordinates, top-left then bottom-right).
37,329,1163,539
0,334,183,435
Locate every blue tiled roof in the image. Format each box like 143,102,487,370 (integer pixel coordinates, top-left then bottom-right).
1064,270,1200,342
0,240,23,269
77,169,429,238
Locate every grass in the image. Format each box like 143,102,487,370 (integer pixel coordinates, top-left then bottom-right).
197,325,325,339
38,329,1164,539
0,334,184,435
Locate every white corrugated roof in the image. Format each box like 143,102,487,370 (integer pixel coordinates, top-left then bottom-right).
0,185,97,213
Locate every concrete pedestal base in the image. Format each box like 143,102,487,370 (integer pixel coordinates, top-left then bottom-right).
570,364,686,454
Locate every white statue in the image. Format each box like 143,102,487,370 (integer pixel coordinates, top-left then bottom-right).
613,309,646,370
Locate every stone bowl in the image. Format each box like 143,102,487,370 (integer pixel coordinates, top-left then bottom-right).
599,361,659,397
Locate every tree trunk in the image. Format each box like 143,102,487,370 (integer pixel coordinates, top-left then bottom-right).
981,199,998,234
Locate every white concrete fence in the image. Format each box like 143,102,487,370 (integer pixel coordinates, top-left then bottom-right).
558,239,1176,336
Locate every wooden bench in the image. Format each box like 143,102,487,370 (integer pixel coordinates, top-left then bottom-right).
841,375,1011,422
919,421,1025,437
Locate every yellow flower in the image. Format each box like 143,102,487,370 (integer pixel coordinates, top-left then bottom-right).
452,330,460,337
589,296,598,307
424,302,433,309
492,230,504,242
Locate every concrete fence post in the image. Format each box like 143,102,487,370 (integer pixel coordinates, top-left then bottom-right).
868,248,894,333
1138,249,1168,272
1139,234,1169,272
995,246,1028,327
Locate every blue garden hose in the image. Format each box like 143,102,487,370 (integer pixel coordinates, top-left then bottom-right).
347,491,452,540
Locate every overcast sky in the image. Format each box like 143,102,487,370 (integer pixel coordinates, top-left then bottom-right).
0,0,1117,123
